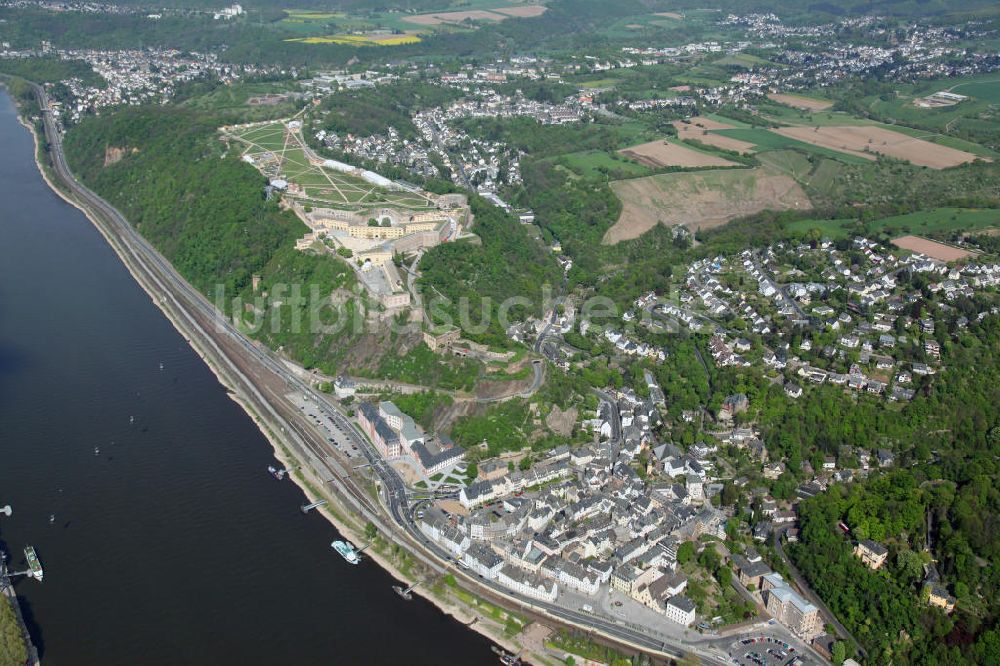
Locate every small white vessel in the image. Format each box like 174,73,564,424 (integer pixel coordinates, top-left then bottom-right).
25,546,43,582
332,540,360,565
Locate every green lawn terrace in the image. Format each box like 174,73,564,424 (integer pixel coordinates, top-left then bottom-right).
222,120,435,211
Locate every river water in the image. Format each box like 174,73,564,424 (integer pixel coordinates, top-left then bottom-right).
0,91,493,665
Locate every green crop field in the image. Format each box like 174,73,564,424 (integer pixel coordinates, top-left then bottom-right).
704,113,752,129
874,208,1000,235
786,207,1000,240
765,108,878,128
715,53,776,69
944,77,1000,104
755,149,814,180
578,78,622,89
559,149,652,179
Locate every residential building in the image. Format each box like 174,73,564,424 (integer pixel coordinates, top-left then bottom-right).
664,595,696,626
854,539,888,570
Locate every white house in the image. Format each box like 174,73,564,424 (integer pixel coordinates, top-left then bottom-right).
497,564,558,602
665,595,696,626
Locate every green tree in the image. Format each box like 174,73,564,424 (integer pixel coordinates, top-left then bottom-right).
721,481,739,506
364,522,377,541
677,541,696,565
0,597,27,666
831,640,847,665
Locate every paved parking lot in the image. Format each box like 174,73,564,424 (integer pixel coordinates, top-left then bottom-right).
728,635,806,666
288,393,362,460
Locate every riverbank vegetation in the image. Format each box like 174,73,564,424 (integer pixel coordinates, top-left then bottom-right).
60,105,379,376
0,597,28,666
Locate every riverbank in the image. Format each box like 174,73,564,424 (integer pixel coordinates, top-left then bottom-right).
15,92,552,666
2,582,40,666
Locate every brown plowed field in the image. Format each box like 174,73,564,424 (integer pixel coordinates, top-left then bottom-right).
619,140,737,168
673,119,756,154
768,93,833,111
774,125,983,169
892,235,976,261
604,168,810,243
492,5,547,17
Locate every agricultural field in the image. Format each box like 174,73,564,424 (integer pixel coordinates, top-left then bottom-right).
557,150,651,179
724,99,1000,161
285,33,422,45
891,235,977,261
619,139,738,168
223,121,433,209
278,7,426,45
604,167,810,243
713,127,873,164
754,149,814,180
850,74,1000,150
773,125,984,168
767,92,833,111
577,78,622,89
278,9,343,32
883,124,1000,159
785,208,1000,240
402,4,546,26
716,53,775,69
595,8,729,39
947,77,1000,103
673,118,756,154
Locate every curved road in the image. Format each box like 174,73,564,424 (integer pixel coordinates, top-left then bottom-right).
33,85,755,665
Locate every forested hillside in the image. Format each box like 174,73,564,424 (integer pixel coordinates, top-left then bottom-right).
64,107,305,297
418,194,562,347
318,81,461,140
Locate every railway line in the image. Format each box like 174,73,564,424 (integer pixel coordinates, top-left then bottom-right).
32,84,744,665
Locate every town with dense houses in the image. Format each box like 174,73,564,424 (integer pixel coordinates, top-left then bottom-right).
4,1,1000,664
350,228,1000,654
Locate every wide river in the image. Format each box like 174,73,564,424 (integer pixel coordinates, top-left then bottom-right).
0,91,493,665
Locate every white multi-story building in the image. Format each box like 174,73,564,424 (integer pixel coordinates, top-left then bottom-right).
496,564,558,602
462,543,503,580
664,595,696,626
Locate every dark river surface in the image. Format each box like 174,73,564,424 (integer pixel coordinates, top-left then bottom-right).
0,90,493,665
